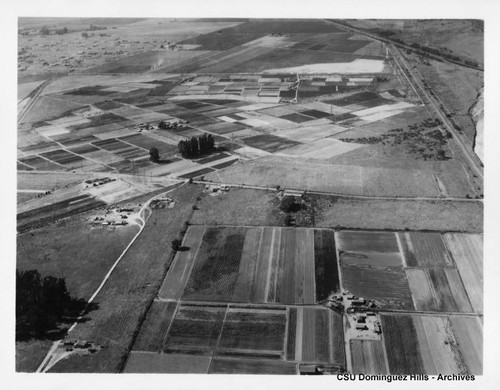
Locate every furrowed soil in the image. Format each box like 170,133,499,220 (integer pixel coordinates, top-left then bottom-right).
48,184,202,373
381,314,425,374
313,229,340,301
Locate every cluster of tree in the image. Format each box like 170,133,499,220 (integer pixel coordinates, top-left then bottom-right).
178,134,215,158
16,270,87,340
280,196,302,213
149,147,160,162
89,24,107,31
39,26,68,36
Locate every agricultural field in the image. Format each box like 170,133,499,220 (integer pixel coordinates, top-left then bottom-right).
381,314,482,375
160,226,339,305
17,17,483,376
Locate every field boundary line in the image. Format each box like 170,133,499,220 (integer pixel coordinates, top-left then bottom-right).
159,300,181,353
207,304,230,374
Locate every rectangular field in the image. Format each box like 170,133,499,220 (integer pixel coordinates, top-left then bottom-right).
124,352,211,373
399,232,454,267
209,358,297,375
132,301,178,352
350,340,389,374
158,226,206,300
444,234,483,314
163,303,227,355
216,307,287,359
406,268,472,312
243,134,300,153
173,226,332,305
381,314,425,374
285,307,345,366
341,265,413,310
412,315,466,375
313,229,340,301
337,231,400,253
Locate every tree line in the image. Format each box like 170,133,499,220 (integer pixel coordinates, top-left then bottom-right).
178,133,215,158
16,270,89,340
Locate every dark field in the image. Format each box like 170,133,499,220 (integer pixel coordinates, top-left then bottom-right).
217,308,287,359
177,167,216,180
163,304,227,355
243,134,300,153
325,91,379,106
341,265,413,310
381,315,425,374
182,227,246,301
336,231,400,253
314,229,340,301
399,232,453,267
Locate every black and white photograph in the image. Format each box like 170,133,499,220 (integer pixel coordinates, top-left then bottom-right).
4,0,500,387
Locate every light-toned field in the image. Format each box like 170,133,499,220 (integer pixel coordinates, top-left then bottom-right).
412,315,467,374
406,268,472,313
264,59,387,74
350,340,389,374
158,226,206,300
176,227,318,305
444,233,483,314
205,157,440,197
124,352,211,373
449,315,483,374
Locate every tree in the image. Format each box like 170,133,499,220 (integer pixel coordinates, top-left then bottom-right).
40,26,50,36
171,239,182,251
280,196,301,213
149,147,160,162
16,270,84,340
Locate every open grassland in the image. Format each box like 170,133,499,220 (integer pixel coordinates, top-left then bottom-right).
48,184,202,372
17,215,138,300
350,340,389,374
191,188,281,227
205,157,441,198
315,197,483,233
16,339,55,373
444,234,483,314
